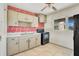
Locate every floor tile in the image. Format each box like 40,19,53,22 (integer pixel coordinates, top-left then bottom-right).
15,43,73,56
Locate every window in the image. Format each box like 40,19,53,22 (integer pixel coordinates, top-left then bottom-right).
54,18,65,31
66,17,74,30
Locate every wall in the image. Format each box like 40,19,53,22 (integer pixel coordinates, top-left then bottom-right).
38,23,44,29
45,4,79,49
0,4,7,56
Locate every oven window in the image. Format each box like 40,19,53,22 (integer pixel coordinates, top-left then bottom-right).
44,34,48,39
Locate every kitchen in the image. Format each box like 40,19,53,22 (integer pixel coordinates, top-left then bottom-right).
7,4,46,56
0,3,78,56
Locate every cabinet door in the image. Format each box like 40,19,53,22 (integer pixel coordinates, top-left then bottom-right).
35,34,41,46
39,14,45,22
19,37,29,52
8,10,18,26
29,37,36,48
7,37,19,56
32,16,38,27
18,13,33,21
26,14,33,21
35,38,41,46
18,12,26,20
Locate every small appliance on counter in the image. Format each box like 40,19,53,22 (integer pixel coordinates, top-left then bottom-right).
37,29,49,45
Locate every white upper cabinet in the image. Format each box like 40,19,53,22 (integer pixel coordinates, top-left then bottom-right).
26,14,34,21
32,16,38,27
8,9,38,27
39,14,46,22
17,12,26,20
8,10,18,26
18,12,33,22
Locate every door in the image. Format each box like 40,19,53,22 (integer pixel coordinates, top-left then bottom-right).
0,4,7,56
7,37,19,56
74,14,79,56
19,36,29,52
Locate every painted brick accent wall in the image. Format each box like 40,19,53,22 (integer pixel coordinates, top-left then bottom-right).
7,6,44,32
8,6,38,16
38,22,44,29
7,26,37,32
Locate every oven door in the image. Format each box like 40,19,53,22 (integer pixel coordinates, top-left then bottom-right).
41,32,49,45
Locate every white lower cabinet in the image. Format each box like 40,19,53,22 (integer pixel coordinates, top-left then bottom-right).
36,38,41,46
7,34,41,56
29,37,36,48
29,36,41,48
7,37,19,56
19,37,29,52
36,35,41,46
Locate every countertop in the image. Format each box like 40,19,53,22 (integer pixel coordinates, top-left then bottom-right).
7,32,41,37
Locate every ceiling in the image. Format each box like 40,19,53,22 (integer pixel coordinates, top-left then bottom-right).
8,3,76,15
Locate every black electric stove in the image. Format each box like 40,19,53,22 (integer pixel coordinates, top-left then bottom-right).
41,32,49,45
37,29,49,45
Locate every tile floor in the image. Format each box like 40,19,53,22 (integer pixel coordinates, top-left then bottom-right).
15,43,73,56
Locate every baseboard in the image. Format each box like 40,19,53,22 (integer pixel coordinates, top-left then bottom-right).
49,42,73,50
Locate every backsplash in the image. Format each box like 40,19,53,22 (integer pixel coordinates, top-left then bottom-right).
7,26,37,32
38,23,44,29
8,22,44,33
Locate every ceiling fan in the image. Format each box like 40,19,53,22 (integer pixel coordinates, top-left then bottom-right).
41,3,57,11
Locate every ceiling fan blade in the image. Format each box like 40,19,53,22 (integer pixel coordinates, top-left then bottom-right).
41,6,47,11
52,6,57,11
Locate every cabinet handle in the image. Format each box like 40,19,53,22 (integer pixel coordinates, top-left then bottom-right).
29,39,30,42
36,38,38,40
0,36,1,41
16,42,18,44
12,39,14,40
26,40,28,42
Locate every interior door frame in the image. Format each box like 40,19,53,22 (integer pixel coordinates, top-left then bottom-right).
0,4,7,56
0,36,1,55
